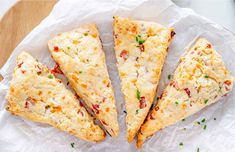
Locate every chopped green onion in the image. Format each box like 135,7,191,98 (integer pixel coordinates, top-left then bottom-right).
71,142,75,148
201,118,206,123
197,147,200,152
203,125,207,130
204,75,209,78
168,74,171,80
179,142,183,146
136,89,141,100
136,35,145,45
175,101,179,105
67,46,70,50
79,71,82,74
84,33,88,36
204,99,208,104
197,121,200,125
136,109,139,114
48,75,53,79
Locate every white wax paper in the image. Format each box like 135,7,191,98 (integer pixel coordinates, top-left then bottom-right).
0,0,235,151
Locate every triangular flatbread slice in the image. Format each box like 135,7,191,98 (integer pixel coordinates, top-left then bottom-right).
48,24,119,137
113,16,175,142
6,52,105,142
137,38,234,148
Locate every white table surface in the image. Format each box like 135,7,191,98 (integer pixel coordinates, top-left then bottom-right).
0,0,234,33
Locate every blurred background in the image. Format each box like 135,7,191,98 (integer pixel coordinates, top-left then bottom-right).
0,0,234,32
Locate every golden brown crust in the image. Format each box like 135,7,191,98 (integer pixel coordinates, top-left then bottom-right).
6,52,105,142
48,24,119,137
137,38,234,148
113,16,174,142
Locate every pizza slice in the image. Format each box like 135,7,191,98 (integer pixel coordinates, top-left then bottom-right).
48,24,119,137
113,16,175,142
6,52,105,142
137,38,234,148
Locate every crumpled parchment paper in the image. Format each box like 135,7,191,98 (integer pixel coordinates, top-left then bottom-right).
0,0,235,151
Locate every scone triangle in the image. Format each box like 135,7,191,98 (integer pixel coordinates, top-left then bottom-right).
6,52,105,142
137,38,234,148
113,16,175,142
48,24,119,137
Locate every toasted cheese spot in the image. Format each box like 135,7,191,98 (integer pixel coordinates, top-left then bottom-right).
72,75,79,83
105,107,110,112
51,106,62,113
72,40,80,45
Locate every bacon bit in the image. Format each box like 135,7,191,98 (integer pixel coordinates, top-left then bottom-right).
57,79,62,83
223,93,228,97
51,63,63,75
102,97,106,103
106,82,110,87
77,109,84,116
79,101,84,107
171,31,176,38
101,120,108,125
155,106,159,111
207,44,212,48
139,97,147,109
136,57,139,61
54,46,59,52
74,94,79,100
67,82,70,85
120,50,128,60
169,81,178,89
24,101,29,108
139,44,145,52
225,86,230,91
184,88,191,98
17,62,23,68
224,80,231,86
21,70,26,74
150,113,155,120
92,104,100,114
114,34,118,39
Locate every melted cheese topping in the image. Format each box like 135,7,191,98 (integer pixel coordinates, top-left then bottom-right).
48,24,119,137
137,38,234,148
113,16,174,142
6,52,105,142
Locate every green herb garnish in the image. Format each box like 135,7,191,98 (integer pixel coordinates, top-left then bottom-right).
136,35,145,45
197,147,200,152
48,75,53,79
179,142,183,146
175,101,179,105
136,89,141,100
182,119,185,122
71,142,75,148
84,33,88,36
203,125,207,130
201,118,206,123
136,109,139,114
204,99,208,104
67,46,70,50
79,71,82,74
204,75,209,78
168,74,171,80
197,121,200,125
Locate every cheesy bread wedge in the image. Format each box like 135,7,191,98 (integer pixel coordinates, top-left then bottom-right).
137,38,234,148
48,24,119,137
113,16,175,142
6,52,105,142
